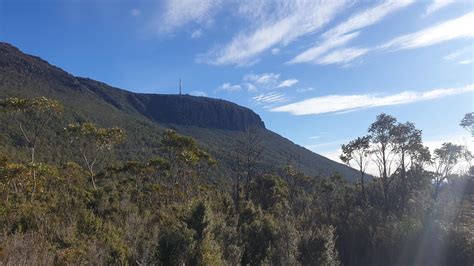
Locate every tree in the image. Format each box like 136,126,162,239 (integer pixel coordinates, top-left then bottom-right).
298,225,340,266
186,201,224,265
235,127,264,202
432,142,465,199
66,123,125,189
340,135,371,202
460,112,474,137
368,113,397,209
160,129,215,192
0,97,63,197
248,174,289,213
390,122,431,209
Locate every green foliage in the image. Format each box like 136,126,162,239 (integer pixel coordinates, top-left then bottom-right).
1,96,473,265
154,227,194,265
299,225,340,266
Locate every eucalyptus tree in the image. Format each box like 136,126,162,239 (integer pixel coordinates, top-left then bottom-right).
460,112,474,137
66,123,125,189
340,135,371,202
160,129,215,194
432,142,465,199
390,121,433,210
0,97,62,196
368,113,397,209
235,127,264,202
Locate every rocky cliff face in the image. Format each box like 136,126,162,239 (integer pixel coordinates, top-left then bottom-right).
77,78,265,131
0,42,265,131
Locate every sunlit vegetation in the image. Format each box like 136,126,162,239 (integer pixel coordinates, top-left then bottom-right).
0,98,473,265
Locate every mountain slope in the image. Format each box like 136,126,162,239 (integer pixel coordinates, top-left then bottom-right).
0,42,358,180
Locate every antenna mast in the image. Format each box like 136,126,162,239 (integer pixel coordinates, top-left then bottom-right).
179,78,182,95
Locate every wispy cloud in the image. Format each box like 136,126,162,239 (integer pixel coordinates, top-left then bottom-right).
191,28,203,39
444,46,473,64
306,12,474,66
297,87,315,93
277,79,299,88
424,0,454,17
316,47,369,65
189,90,207,96
218,83,242,92
131,8,141,17
380,12,474,51
155,0,221,34
221,73,298,93
271,84,474,115
198,0,347,66
244,73,280,86
252,92,287,104
289,0,414,64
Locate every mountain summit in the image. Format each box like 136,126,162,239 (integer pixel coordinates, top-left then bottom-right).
0,42,357,179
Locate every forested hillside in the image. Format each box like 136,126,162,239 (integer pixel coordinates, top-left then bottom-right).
0,95,472,264
0,42,357,180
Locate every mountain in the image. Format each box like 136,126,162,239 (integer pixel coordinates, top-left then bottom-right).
0,42,358,180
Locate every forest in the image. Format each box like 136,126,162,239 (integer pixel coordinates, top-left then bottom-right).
0,96,473,265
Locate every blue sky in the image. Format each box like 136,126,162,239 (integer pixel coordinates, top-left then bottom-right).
1,0,473,164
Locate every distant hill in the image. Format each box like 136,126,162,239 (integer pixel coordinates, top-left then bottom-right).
0,42,359,180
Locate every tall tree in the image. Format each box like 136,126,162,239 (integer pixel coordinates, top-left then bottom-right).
368,113,397,209
66,123,125,189
432,142,465,199
160,129,215,194
235,127,264,202
0,97,62,197
460,112,474,137
340,135,371,202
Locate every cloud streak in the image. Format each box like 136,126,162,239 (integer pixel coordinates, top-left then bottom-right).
219,72,298,93
380,12,474,51
271,84,474,115
277,79,299,88
305,12,474,66
219,83,242,92
252,92,286,104
424,0,454,17
199,0,347,66
289,0,414,64
156,0,221,34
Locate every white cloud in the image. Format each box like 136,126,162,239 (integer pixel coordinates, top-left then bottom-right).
271,84,474,115
309,135,321,140
156,0,221,34
380,12,474,51
189,90,207,96
244,72,280,85
191,29,203,39
459,59,473,65
444,46,473,64
198,0,347,66
218,82,242,92
289,0,414,64
131,8,141,17
444,46,472,60
288,31,361,64
225,72,298,93
315,47,369,65
424,0,454,17
297,87,315,93
297,12,474,66
252,92,286,104
271,48,280,55
277,79,299,88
